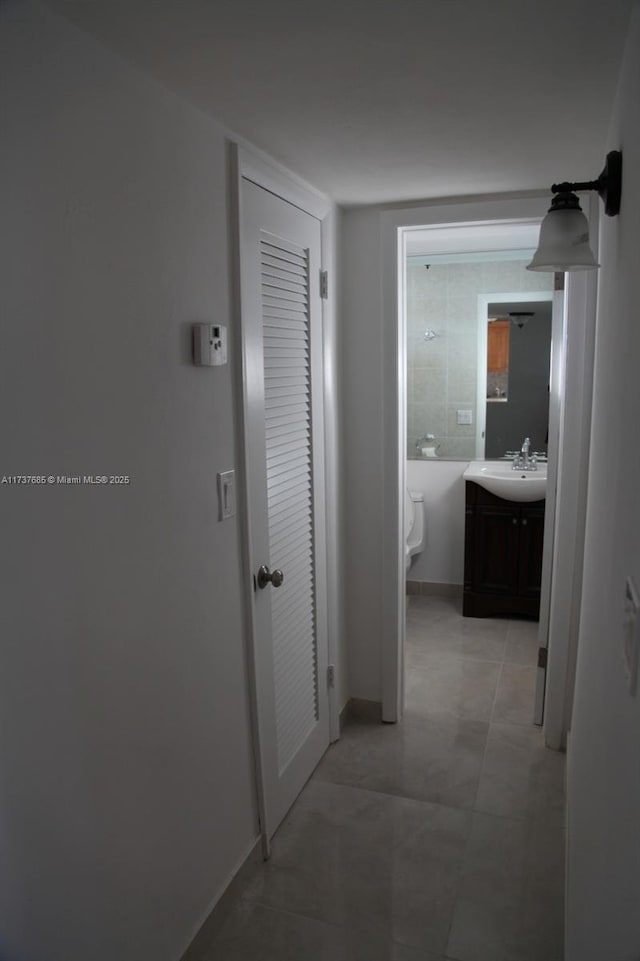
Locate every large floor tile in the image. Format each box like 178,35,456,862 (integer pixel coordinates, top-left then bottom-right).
446,812,565,961
405,658,502,723
474,768,565,829
314,715,488,810
407,597,509,664
491,663,537,726
446,894,564,961
474,723,565,825
242,780,471,955
407,604,508,639
194,593,565,960
407,627,507,666
504,621,540,666
204,900,444,961
407,595,463,620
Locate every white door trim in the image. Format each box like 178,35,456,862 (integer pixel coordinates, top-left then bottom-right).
236,144,330,221
542,197,599,748
231,144,339,854
535,287,566,726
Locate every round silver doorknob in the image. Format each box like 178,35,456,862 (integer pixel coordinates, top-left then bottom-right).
257,565,285,589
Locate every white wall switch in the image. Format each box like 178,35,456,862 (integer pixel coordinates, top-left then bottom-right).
193,324,227,366
217,470,235,520
623,576,639,696
457,409,473,425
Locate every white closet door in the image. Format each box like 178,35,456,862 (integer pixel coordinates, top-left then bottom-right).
240,179,329,841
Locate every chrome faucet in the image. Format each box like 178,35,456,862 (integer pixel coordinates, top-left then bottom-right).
512,437,538,471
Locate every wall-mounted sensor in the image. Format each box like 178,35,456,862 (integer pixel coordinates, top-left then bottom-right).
193,323,227,366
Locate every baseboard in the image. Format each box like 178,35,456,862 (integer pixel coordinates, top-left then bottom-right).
338,699,351,732
406,580,463,597
180,835,262,960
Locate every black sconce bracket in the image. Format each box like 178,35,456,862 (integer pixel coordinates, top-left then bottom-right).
550,150,622,217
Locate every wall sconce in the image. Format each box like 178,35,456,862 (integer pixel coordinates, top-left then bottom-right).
527,150,622,272
509,311,533,330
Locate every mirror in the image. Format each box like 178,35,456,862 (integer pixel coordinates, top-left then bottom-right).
406,256,554,460
483,300,552,459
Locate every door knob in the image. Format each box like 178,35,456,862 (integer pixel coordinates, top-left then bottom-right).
257,565,284,589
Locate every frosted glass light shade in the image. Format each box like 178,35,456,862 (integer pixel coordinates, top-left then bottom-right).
527,207,599,272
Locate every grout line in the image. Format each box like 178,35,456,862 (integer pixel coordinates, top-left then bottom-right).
469,637,505,814
309,771,479,819
490,659,506,723
406,653,508,672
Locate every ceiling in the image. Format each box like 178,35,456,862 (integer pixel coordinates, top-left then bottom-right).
45,0,634,206
405,221,541,257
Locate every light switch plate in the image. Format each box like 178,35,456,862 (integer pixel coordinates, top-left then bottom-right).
217,470,236,520
623,576,639,696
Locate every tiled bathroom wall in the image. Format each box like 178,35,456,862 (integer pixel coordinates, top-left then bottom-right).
406,259,553,460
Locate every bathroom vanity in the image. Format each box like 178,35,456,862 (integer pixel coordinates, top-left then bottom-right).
463,480,545,619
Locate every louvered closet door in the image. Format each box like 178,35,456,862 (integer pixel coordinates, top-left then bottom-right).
240,179,329,841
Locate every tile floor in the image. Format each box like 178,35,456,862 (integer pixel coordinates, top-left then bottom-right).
196,594,565,961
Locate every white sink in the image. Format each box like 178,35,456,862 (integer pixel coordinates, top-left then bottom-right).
463,460,547,502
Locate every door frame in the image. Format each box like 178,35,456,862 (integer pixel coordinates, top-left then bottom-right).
380,196,552,722
541,196,599,749
379,194,595,736
231,144,340,854
534,287,566,726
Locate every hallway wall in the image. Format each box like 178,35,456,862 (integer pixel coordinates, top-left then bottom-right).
0,3,341,960
566,3,640,957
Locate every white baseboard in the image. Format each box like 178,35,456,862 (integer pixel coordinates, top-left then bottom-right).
179,835,262,960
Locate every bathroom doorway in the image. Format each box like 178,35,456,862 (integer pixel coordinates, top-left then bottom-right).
402,225,554,733
378,194,598,751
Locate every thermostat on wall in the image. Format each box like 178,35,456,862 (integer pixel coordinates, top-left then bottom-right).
193,324,227,366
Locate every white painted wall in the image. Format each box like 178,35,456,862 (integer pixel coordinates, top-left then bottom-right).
0,3,342,959
342,209,386,701
566,4,640,957
406,461,467,585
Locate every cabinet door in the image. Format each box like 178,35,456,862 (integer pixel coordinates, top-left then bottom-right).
473,506,519,594
517,507,545,597
487,319,510,372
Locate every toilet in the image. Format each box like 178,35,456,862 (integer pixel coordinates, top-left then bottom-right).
405,488,426,570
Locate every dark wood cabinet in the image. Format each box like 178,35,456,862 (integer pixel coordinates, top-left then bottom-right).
463,481,545,618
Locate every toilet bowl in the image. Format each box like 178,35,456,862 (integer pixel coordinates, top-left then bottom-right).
405,488,426,570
